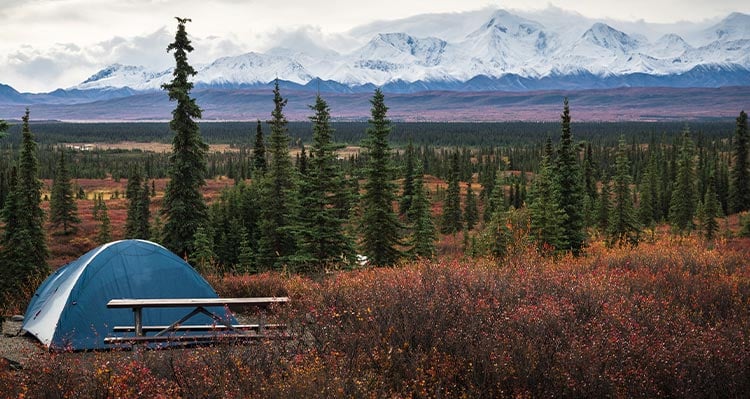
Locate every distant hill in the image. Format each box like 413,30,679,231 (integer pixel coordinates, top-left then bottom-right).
1,86,747,122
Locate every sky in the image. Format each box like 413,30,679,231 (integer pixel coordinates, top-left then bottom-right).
1,0,748,92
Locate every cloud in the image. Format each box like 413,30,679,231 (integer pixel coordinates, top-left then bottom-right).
0,26,251,92
261,26,359,55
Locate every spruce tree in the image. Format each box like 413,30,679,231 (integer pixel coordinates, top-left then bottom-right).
607,137,640,247
669,128,697,234
161,17,209,258
91,191,102,221
406,163,436,259
49,149,80,234
125,167,143,238
96,195,112,245
359,89,402,266
399,139,416,218
441,151,464,234
256,80,300,270
190,225,215,272
555,98,585,254
297,144,308,176
0,168,21,297
581,143,598,228
237,228,255,273
0,110,48,297
701,175,722,241
298,94,355,271
465,183,479,230
638,152,660,228
150,213,164,244
483,161,506,222
253,120,267,174
729,110,749,213
528,138,566,253
596,174,612,233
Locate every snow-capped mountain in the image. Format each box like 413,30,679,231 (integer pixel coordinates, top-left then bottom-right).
76,64,172,91
649,34,692,59
56,10,750,93
197,52,313,87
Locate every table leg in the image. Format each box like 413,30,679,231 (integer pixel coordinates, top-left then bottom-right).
133,307,143,337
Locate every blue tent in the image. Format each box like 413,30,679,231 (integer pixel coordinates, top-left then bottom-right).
22,239,234,350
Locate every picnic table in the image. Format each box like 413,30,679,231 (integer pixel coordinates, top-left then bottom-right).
104,297,289,345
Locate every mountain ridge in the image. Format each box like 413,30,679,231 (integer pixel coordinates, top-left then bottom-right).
47,10,750,93
1,9,748,121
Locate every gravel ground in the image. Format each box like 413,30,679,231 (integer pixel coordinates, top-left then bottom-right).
1,318,43,367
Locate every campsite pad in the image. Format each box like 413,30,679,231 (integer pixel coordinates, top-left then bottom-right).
1,319,42,366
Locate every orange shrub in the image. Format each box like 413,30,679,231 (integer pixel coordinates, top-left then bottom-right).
2,238,749,397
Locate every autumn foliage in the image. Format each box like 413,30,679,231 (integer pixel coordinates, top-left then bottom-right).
2,238,750,398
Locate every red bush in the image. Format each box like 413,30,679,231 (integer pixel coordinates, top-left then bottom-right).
2,238,749,397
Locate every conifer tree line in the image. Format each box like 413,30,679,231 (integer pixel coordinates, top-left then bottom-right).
0,99,746,289
2,13,750,299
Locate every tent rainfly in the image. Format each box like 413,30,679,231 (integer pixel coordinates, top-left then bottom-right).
22,239,234,350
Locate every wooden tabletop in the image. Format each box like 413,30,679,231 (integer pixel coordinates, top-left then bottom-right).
107,297,289,308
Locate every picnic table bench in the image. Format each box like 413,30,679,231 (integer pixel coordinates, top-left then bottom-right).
103,297,289,346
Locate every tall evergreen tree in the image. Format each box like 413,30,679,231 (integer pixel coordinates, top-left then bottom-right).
0,110,48,297
581,142,598,228
399,139,416,218
638,152,661,228
125,167,143,238
161,17,209,258
596,174,612,233
483,160,507,222
555,98,585,254
0,168,21,297
406,163,436,259
528,137,566,253
256,80,300,269
607,137,640,247
298,94,355,271
729,110,749,213
49,149,80,234
441,151,464,234
669,128,697,234
701,175,722,241
464,183,479,230
359,89,402,266
253,120,267,174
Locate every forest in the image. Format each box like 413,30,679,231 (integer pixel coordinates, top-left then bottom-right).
1,18,749,397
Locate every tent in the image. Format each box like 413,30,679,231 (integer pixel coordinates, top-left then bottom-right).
22,239,234,350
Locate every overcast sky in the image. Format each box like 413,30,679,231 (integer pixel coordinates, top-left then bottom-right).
1,0,748,92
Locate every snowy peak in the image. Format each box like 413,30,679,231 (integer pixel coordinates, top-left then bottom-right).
76,64,171,90
581,23,641,53
198,52,313,85
704,12,750,42
473,10,543,36
357,33,447,66
650,33,692,58
457,10,555,77
468,9,549,49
